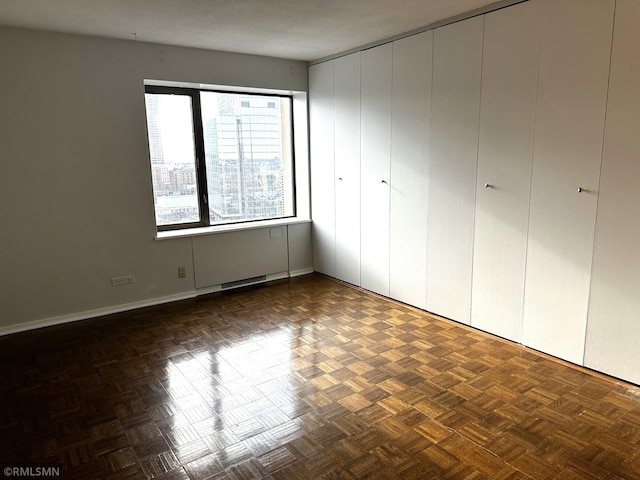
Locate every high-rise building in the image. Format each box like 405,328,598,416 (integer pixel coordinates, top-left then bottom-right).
145,91,291,226
202,94,287,223
144,95,164,165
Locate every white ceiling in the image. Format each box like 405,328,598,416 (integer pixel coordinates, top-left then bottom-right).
0,0,502,61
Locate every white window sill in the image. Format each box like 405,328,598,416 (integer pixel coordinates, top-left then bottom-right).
155,217,312,240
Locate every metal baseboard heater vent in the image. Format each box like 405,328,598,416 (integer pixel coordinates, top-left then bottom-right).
221,275,267,290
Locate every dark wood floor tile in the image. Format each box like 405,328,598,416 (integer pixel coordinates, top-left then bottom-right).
264,419,304,447
613,457,640,480
435,408,474,430
226,457,269,480
257,445,297,473
374,413,412,440
509,451,559,479
421,444,458,471
189,416,222,438
102,447,138,474
346,452,390,479
623,407,640,428
170,438,211,465
344,427,387,455
63,459,108,480
285,434,323,460
204,429,241,452
54,417,92,448
300,449,341,478
114,407,153,428
255,407,292,431
138,450,181,478
441,462,486,480
58,442,97,471
2,274,640,479
183,451,224,479
105,463,147,480
213,442,253,469
241,430,280,457
132,438,172,460
162,424,199,449
608,419,640,445
319,468,358,480
443,434,507,477
151,467,191,480
94,434,131,457
126,421,164,444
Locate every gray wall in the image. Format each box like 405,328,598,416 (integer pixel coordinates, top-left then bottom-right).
0,26,311,333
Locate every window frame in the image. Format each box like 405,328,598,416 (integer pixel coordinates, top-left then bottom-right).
144,85,297,232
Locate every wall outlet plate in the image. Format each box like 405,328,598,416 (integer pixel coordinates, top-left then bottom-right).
111,275,136,287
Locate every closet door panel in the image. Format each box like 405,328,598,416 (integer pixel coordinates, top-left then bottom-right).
361,44,392,296
334,53,361,286
471,1,538,342
426,16,483,324
390,31,433,309
522,0,614,364
585,0,640,385
309,61,336,277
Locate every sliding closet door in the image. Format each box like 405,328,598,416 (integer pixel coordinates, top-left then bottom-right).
309,61,336,277
426,16,483,324
585,0,640,385
361,44,392,296
471,1,538,342
334,53,361,286
522,0,614,364
389,31,432,310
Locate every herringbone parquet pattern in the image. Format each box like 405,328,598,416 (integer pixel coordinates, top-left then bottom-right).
1,274,639,479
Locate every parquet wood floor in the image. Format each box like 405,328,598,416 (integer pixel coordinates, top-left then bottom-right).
1,274,640,479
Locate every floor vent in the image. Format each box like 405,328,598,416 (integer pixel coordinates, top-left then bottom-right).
221,275,267,290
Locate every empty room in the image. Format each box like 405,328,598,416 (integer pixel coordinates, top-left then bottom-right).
1,0,640,478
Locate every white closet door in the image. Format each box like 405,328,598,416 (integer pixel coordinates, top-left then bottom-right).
426,16,483,324
471,1,539,342
585,0,640,385
390,31,432,310
309,61,335,277
334,53,361,286
361,44,392,296
522,0,614,364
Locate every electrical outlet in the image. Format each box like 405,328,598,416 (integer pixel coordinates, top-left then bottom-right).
178,266,186,279
111,275,135,287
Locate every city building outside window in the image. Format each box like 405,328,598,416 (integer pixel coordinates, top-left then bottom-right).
144,86,295,231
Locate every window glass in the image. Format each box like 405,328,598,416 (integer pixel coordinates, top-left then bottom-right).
200,92,294,225
144,87,295,231
144,93,200,226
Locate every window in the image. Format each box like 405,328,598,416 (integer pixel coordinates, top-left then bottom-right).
144,86,295,231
